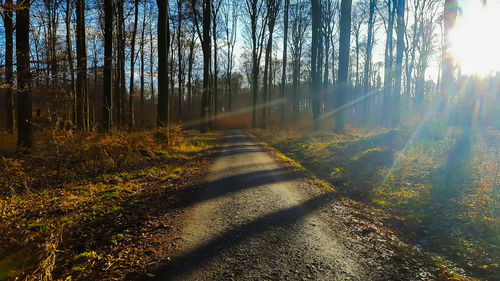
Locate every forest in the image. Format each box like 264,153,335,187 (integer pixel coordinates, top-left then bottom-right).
0,0,499,280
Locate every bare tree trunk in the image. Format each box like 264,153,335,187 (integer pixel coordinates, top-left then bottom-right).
140,0,146,126
118,0,126,125
129,0,139,128
157,0,170,129
211,1,221,125
196,0,212,133
311,0,321,131
262,0,281,129
363,0,375,95
383,0,395,124
149,3,155,105
262,33,272,129
187,29,195,112
103,0,113,131
177,0,184,120
16,0,33,148
393,0,405,126
76,0,88,130
65,0,76,125
3,0,15,133
335,0,352,133
245,0,267,128
280,0,289,126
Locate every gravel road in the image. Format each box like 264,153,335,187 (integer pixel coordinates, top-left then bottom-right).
155,131,371,280
152,131,378,280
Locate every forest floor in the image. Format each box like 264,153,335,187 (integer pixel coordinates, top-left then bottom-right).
0,128,485,280
252,124,499,281
0,128,220,280
151,130,470,281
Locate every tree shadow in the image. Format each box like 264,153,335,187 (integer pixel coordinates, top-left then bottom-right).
148,192,335,281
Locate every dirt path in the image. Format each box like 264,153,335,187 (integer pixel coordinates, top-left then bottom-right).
154,131,370,280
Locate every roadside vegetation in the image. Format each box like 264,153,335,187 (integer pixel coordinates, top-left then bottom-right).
0,128,219,280
253,122,500,281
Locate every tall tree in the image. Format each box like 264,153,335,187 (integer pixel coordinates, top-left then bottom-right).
75,0,88,130
280,0,290,126
289,0,308,122
335,0,352,133
157,0,170,128
222,0,237,113
363,0,376,94
177,0,184,120
361,0,376,124
382,0,396,124
211,0,222,124
149,1,156,105
66,0,76,124
117,0,126,124
244,0,267,128
191,0,211,132
392,0,405,125
311,0,321,131
129,0,140,128
103,0,113,131
186,26,196,112
139,0,147,126
262,0,282,129
16,0,32,148
2,0,14,132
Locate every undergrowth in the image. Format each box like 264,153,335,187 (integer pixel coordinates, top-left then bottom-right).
0,127,219,280
252,123,499,280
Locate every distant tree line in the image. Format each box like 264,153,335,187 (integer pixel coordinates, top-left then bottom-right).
0,0,458,148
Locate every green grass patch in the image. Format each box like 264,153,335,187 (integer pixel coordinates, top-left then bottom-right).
27,222,50,233
73,251,97,263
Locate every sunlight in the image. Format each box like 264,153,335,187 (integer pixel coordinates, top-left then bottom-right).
449,1,500,75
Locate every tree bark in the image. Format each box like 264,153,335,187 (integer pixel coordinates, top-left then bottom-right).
383,0,395,124
200,0,212,132
187,29,195,112
3,0,14,133
140,0,146,126
177,0,184,120
76,0,88,130
118,0,126,125
335,0,352,133
280,0,290,126
157,0,170,128
311,0,321,131
16,0,33,148
363,0,376,95
103,0,113,131
393,0,405,126
129,0,139,128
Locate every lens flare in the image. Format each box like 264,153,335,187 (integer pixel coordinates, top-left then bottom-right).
449,1,500,76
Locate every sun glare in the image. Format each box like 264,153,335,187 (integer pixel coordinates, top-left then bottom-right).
449,1,500,76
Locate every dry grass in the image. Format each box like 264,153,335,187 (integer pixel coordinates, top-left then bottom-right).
0,127,220,280
253,124,500,280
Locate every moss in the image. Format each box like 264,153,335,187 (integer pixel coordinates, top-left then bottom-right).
371,199,391,207
111,233,125,245
27,222,50,233
73,251,97,262
109,206,123,214
71,266,86,272
100,192,119,200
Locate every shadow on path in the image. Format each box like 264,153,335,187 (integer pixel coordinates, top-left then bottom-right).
152,192,335,280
